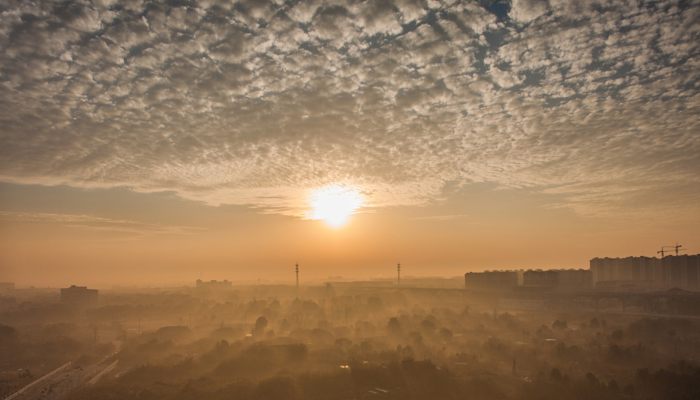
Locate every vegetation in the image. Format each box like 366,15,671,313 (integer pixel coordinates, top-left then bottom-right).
1,286,699,399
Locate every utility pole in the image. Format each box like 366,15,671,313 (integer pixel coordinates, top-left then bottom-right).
397,263,401,287
295,263,299,292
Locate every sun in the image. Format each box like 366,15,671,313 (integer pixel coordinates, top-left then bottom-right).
308,185,364,228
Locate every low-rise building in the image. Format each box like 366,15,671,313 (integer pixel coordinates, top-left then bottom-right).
195,279,232,290
60,285,98,305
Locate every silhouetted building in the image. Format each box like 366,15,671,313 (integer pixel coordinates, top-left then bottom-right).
590,256,661,289
465,270,522,291
60,285,98,304
523,270,558,288
326,280,395,288
590,254,700,291
557,269,593,290
662,254,700,290
522,269,591,291
466,269,590,292
196,279,232,290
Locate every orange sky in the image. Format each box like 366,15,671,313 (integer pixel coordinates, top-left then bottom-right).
1,182,697,287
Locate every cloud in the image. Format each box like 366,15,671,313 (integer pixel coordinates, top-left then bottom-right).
0,0,698,218
0,211,203,237
510,0,550,24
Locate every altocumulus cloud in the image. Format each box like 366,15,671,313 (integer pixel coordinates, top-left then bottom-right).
0,0,698,216
0,211,202,237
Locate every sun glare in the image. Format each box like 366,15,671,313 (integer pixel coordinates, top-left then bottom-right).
309,185,364,228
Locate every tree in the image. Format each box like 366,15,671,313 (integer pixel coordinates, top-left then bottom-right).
387,317,401,335
552,319,568,330
253,316,268,336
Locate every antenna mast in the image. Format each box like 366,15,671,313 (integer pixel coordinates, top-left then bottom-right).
397,262,401,287
295,263,299,292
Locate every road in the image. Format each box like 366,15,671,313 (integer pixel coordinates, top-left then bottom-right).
4,353,120,400
4,362,72,400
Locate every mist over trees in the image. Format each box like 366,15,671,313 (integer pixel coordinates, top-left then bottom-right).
1,285,700,399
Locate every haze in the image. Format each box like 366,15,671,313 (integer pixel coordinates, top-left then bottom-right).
1,2,700,400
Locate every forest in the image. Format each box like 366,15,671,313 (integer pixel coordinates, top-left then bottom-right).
1,285,699,399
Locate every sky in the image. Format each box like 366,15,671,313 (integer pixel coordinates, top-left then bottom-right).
0,0,698,287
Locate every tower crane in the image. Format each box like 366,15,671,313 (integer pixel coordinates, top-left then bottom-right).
657,243,685,257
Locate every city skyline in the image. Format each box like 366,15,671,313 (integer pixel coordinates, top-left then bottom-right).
1,2,700,400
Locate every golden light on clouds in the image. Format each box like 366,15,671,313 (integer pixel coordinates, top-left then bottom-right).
308,185,364,228
0,0,698,287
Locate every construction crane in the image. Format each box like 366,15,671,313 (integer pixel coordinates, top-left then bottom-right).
672,243,685,256
657,247,670,257
658,243,685,257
